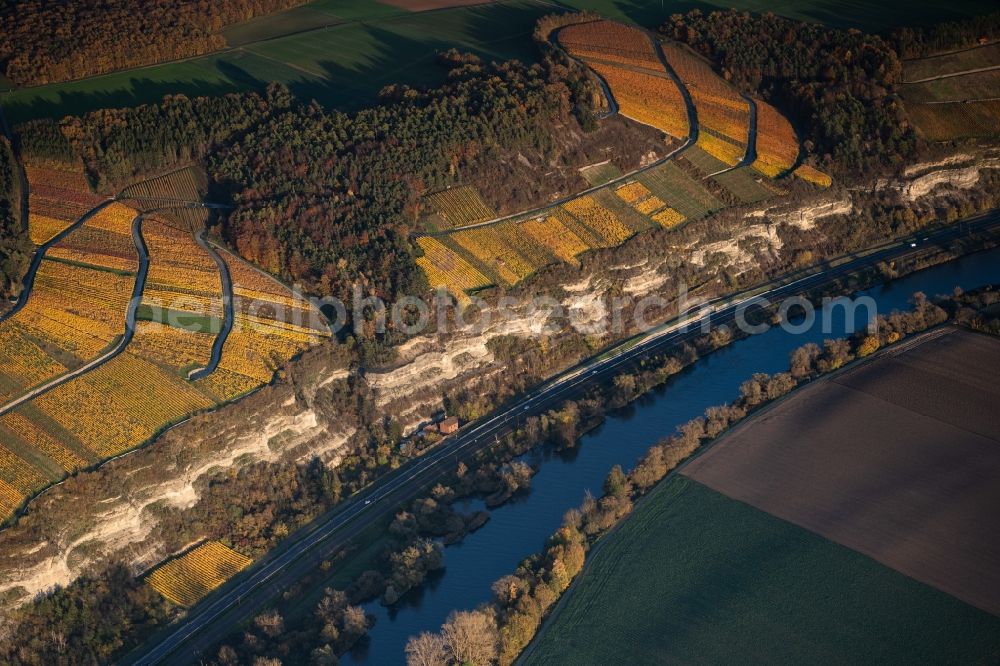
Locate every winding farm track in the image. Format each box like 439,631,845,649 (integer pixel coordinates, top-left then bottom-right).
0,211,149,418
189,228,234,379
131,210,1000,666
549,27,619,118
0,198,115,324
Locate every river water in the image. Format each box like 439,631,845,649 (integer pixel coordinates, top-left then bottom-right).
343,246,1000,664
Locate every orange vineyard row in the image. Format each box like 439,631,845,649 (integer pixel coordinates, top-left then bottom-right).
147,541,252,607
586,61,689,139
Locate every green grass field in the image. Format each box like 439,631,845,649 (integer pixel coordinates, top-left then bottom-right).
637,160,722,219
525,476,1000,665
712,166,776,204
1,0,549,124
4,0,998,125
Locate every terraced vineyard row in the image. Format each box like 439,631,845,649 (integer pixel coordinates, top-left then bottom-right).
416,154,735,298
558,20,662,70
24,160,105,245
658,41,751,166
147,540,253,607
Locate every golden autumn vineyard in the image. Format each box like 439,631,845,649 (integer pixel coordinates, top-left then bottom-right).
147,540,253,607
0,169,331,525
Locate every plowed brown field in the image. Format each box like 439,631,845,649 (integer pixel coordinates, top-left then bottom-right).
685,327,1000,617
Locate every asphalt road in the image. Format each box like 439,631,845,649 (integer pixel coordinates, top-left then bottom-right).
130,210,1000,666
187,228,234,380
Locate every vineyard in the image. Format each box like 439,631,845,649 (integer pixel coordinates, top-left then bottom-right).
905,100,1000,142
24,160,105,246
32,352,217,458
417,148,739,298
141,217,224,325
425,185,497,229
147,541,253,607
416,237,491,299
558,20,661,70
0,165,332,523
198,247,329,402
46,202,138,272
586,61,689,139
118,166,210,232
712,167,777,204
752,101,800,177
793,164,834,188
659,41,751,165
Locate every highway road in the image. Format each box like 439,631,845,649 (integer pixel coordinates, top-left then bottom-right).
130,210,1000,665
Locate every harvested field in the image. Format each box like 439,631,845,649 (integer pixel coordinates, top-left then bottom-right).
685,327,1000,617
527,476,1000,665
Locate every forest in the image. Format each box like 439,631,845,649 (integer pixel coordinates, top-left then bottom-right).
0,0,303,85
662,9,917,174
0,136,29,301
891,10,1000,57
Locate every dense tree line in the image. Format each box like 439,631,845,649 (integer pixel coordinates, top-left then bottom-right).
209,55,598,306
0,0,303,85
892,11,1000,58
0,563,169,665
0,136,29,301
662,9,918,175
17,83,292,192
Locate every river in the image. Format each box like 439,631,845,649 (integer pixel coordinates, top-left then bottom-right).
343,245,1000,664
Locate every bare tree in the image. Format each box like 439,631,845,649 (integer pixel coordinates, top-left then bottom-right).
441,608,499,665
406,632,449,666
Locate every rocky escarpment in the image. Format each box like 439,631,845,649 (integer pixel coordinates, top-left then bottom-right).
1,147,999,611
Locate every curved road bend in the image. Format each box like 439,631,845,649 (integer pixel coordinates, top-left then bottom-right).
0,211,149,418
188,228,235,380
0,198,116,324
422,33,699,239
646,30,699,148
131,211,1000,666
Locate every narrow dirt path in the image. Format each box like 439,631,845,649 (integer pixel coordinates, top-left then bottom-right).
903,63,1000,83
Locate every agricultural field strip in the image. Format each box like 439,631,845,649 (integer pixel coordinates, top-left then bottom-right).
903,63,1000,83
0,201,139,410
147,541,253,608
